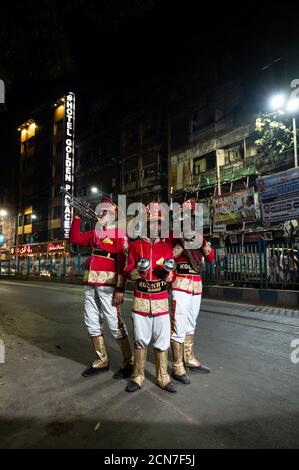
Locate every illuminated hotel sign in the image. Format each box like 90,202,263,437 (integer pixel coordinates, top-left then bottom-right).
62,92,75,239
15,245,33,255
12,241,66,255
48,242,65,252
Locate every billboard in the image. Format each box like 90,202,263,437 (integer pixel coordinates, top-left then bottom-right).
257,168,299,223
62,92,75,239
214,188,257,224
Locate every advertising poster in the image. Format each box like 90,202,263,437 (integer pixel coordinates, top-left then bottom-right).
257,168,299,223
214,188,257,224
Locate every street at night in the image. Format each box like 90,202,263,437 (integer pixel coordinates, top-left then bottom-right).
0,280,298,449
2,0,299,459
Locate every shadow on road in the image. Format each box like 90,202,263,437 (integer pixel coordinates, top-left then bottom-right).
1,412,299,449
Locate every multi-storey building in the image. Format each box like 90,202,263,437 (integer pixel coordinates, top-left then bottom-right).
75,79,169,211
168,70,297,247
16,92,75,248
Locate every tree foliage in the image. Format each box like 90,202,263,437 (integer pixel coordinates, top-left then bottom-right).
254,113,294,161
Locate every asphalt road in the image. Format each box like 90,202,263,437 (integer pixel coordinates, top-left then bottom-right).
0,279,299,449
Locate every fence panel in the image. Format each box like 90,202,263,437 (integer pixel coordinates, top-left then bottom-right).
205,240,299,289
1,242,299,290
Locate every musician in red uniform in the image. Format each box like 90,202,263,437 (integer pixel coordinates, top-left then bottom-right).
170,198,215,381
124,202,176,393
70,197,133,379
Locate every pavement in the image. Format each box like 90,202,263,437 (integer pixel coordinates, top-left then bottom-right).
0,279,299,449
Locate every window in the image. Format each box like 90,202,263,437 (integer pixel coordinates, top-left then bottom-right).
124,170,137,185
24,214,32,225
225,147,242,165
18,214,24,227
21,137,35,157
194,158,207,175
194,152,216,173
54,119,64,138
143,164,156,179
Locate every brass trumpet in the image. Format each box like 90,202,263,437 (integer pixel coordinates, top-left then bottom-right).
60,186,98,221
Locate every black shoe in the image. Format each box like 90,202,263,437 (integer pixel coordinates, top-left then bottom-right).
172,373,191,384
163,381,177,393
82,365,109,377
186,364,210,374
125,380,141,392
113,363,133,379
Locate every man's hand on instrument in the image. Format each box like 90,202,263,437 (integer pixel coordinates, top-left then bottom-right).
130,268,143,280
113,291,124,307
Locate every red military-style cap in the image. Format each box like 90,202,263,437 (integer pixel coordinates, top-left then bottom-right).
101,196,117,213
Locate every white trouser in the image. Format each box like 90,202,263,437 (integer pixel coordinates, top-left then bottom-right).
84,285,127,339
132,313,171,351
170,290,202,343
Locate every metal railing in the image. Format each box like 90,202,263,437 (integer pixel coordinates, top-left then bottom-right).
0,254,89,279
1,241,299,290
203,240,299,290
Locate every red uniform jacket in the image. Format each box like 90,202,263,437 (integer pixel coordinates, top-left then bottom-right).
70,216,128,291
172,237,215,295
125,238,173,316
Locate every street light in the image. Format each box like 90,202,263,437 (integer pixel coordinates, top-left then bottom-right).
90,187,99,194
269,94,299,168
31,214,37,220
0,209,8,218
269,93,286,111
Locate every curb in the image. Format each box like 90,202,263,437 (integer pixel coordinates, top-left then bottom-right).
203,285,299,309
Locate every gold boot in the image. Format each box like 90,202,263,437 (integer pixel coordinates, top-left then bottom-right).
126,347,147,392
184,335,210,373
92,335,109,368
171,340,190,384
82,335,109,377
113,336,134,379
154,349,176,393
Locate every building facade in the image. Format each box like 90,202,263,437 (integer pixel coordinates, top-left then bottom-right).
167,72,298,247
16,92,75,247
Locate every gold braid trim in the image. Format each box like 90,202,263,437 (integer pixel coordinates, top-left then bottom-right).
83,270,116,284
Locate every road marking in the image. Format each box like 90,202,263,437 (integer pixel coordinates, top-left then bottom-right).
0,280,78,291
201,308,299,329
0,280,134,299
201,311,299,334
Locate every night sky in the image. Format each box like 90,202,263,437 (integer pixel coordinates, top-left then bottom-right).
1,0,299,192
